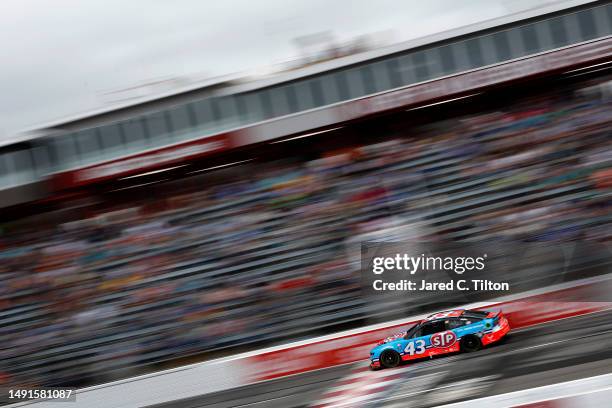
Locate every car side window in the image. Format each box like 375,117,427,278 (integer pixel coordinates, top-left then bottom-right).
447,318,473,329
446,319,462,329
420,320,446,336
404,325,420,339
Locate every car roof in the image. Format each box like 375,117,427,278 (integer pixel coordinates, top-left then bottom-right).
424,310,465,321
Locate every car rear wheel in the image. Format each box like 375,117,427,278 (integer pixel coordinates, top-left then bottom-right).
379,350,401,368
460,335,482,352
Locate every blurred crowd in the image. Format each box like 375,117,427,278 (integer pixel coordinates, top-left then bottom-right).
0,79,610,388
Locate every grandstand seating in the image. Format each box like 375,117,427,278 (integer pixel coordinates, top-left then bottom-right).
0,81,610,387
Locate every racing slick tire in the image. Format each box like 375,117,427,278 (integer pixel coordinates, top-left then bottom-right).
379,350,401,368
460,335,482,352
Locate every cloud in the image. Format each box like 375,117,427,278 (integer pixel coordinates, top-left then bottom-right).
0,0,548,139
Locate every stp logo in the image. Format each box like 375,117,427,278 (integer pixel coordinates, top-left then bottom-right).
431,331,457,348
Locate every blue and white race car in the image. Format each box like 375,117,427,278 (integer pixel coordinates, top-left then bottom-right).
370,309,510,369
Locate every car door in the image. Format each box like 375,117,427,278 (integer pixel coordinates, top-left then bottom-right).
451,316,486,337
402,320,448,359
447,317,478,337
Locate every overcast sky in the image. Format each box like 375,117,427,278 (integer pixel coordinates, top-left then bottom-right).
0,0,556,141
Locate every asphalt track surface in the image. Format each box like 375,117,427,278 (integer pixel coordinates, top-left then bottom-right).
149,309,612,408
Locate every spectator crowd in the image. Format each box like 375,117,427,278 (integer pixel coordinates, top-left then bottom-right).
0,79,610,388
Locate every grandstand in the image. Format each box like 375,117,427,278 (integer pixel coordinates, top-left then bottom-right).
0,0,610,390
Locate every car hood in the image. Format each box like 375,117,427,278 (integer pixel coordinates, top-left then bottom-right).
377,331,406,345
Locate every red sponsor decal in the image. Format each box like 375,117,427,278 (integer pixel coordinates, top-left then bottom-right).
431,331,457,348
513,402,560,408
247,320,420,381
52,134,231,189
427,310,464,320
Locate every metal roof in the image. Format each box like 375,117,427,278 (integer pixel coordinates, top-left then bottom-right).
219,0,598,95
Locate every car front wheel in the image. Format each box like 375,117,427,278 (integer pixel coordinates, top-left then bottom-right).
379,350,401,368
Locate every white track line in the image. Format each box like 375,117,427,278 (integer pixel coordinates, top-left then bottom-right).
434,373,612,408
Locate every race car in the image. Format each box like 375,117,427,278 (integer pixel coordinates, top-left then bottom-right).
370,309,510,369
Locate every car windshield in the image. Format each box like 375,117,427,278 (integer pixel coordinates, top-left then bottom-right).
403,324,420,339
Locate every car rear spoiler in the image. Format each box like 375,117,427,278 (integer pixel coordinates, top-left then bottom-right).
486,310,504,321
